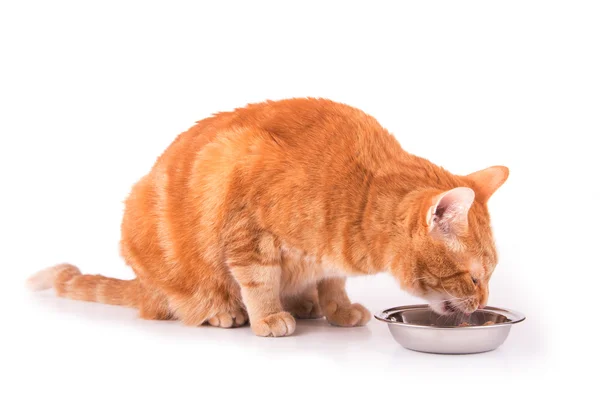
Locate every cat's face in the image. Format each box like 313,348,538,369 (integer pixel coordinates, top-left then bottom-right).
397,166,509,315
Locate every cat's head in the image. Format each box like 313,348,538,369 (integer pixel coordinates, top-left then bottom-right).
395,166,509,315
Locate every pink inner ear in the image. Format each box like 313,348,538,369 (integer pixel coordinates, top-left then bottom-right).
429,187,475,233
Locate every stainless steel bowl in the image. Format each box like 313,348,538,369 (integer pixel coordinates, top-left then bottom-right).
375,304,525,354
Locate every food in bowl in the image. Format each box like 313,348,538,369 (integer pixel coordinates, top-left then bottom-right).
458,321,495,327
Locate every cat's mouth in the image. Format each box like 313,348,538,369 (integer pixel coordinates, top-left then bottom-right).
443,301,459,313
427,298,471,316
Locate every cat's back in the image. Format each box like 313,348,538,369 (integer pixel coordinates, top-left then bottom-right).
164,98,393,157
145,98,403,207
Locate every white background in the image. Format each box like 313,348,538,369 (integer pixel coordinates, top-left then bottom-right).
1,1,598,406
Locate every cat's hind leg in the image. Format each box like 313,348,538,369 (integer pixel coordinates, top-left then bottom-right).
170,292,248,328
137,282,175,321
167,269,248,328
206,309,248,328
282,283,323,319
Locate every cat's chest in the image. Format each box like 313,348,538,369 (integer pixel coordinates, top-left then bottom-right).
279,244,347,286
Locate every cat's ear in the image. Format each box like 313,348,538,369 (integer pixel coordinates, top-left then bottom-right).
426,187,475,236
465,166,509,202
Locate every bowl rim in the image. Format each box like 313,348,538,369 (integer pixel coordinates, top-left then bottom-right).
375,304,526,330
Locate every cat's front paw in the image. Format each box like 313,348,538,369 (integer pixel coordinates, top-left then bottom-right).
252,311,296,337
323,302,371,327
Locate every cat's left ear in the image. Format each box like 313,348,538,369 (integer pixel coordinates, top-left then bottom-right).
426,187,475,236
465,166,509,203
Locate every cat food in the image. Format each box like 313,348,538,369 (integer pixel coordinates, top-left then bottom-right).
458,321,495,327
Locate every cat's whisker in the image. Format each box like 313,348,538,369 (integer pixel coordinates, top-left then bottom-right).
439,280,462,301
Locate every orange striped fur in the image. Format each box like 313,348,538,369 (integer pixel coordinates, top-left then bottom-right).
28,98,508,336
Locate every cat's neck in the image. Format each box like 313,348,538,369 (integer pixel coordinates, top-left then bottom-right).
356,177,413,273
356,167,461,274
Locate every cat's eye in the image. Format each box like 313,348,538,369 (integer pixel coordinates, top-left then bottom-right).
471,277,479,285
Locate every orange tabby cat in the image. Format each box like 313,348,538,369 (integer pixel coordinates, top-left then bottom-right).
28,98,508,337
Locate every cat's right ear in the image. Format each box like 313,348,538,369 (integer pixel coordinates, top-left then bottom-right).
465,166,509,203
425,187,475,237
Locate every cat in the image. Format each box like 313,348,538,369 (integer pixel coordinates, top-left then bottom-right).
27,98,508,337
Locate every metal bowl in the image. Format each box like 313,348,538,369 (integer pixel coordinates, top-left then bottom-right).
375,304,525,354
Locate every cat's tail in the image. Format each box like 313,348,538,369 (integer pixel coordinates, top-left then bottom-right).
26,263,140,308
